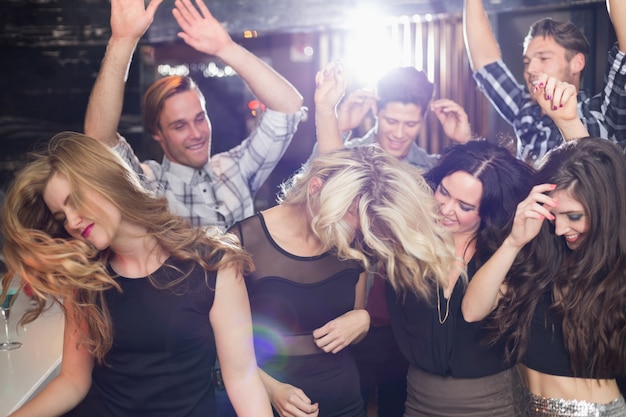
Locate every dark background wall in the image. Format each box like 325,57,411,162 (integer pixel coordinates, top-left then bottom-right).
0,0,610,203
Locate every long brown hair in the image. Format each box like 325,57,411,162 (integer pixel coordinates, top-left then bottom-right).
494,138,626,378
1,132,252,362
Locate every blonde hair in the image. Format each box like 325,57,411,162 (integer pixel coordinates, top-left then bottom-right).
1,132,252,362
279,146,459,299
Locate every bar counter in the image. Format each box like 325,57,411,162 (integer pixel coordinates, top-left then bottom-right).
0,292,64,416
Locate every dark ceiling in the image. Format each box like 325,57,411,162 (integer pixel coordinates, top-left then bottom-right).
0,0,605,46
148,0,602,42
145,0,607,42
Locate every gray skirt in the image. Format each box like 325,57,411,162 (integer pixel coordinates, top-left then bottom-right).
404,366,529,417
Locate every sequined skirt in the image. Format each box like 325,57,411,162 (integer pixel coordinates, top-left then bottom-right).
526,390,626,417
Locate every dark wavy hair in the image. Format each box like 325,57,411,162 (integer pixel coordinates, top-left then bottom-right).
425,139,534,268
494,138,626,378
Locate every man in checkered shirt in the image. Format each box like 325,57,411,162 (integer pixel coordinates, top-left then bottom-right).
464,0,626,167
85,0,306,231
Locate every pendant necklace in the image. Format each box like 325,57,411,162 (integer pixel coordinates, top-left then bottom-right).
436,280,451,325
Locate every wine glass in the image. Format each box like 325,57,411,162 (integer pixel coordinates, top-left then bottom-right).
0,277,22,351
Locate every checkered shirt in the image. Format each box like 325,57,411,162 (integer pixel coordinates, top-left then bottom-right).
473,43,626,167
115,107,306,231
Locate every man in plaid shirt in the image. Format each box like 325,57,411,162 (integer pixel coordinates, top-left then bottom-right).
85,0,305,231
464,0,626,167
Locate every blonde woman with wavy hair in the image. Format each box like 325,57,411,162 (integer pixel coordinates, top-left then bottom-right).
227,144,458,417
2,132,272,417
225,63,458,417
279,146,456,298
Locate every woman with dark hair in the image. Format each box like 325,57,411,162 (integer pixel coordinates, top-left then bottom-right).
463,138,626,416
385,139,534,416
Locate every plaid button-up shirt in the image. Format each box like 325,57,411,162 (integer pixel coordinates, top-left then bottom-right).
115,107,306,231
473,43,626,167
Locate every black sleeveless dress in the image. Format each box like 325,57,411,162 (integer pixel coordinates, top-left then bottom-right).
79,258,218,416
231,213,365,417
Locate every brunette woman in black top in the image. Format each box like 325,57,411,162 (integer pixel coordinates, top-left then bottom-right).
462,138,626,416
386,140,533,416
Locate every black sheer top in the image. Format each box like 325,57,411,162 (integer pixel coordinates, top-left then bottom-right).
230,213,364,353
229,213,367,417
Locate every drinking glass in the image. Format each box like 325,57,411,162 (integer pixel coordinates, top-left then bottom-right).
0,278,22,351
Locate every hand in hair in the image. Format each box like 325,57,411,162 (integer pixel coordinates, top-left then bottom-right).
430,98,473,144
507,183,558,249
462,183,558,323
